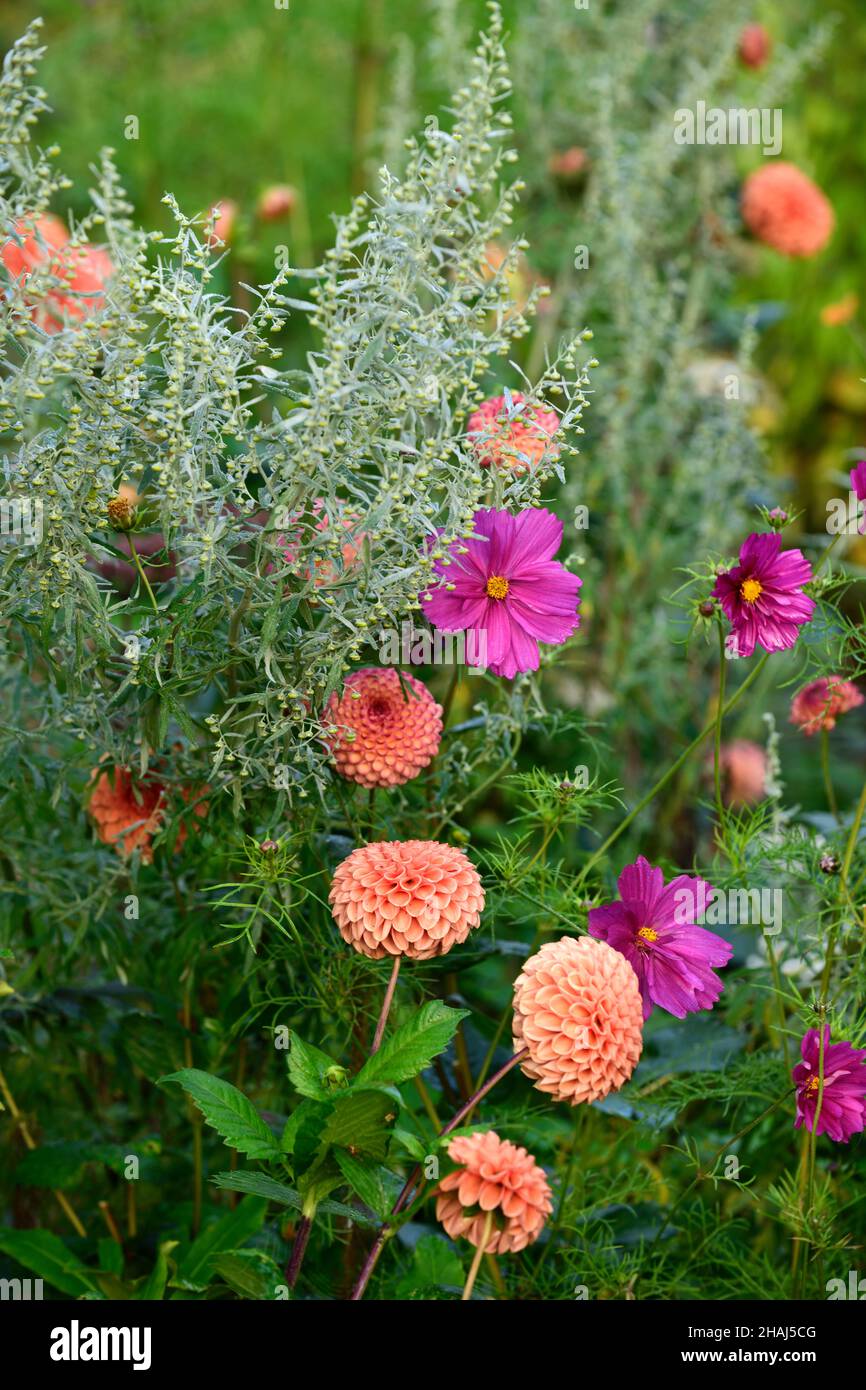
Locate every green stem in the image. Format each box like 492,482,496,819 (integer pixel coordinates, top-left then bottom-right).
819,728,839,823
128,534,160,615
579,653,770,884
714,619,727,828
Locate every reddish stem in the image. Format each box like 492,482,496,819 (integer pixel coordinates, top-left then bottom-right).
348,1048,528,1300
370,957,401,1055
286,1214,313,1290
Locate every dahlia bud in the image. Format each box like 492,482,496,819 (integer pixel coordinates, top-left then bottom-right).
257,184,297,221
547,146,589,182
739,22,772,70
107,494,135,531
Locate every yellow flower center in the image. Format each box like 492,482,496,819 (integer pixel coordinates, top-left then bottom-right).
740,577,763,604
637,926,658,943
806,1075,821,1094
486,574,510,600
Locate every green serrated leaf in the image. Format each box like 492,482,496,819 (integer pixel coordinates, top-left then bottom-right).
212,1250,286,1301
159,1069,279,1160
211,1170,302,1209
321,1089,396,1160
354,1001,469,1089
332,1149,401,1220
288,1034,348,1100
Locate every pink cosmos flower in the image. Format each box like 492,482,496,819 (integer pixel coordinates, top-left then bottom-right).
793,1027,866,1143
789,676,863,735
588,856,733,1021
420,507,581,679
711,532,815,658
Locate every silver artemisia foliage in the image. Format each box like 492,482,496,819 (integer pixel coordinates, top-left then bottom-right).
0,7,595,809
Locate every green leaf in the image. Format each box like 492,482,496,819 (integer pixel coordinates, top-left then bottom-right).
288,1034,348,1100
173,1196,267,1290
159,1069,280,1160
396,1234,464,1297
211,1170,302,1209
332,1150,401,1220
15,1141,118,1190
281,1097,328,1154
354,1001,469,1088
321,1089,396,1161
137,1240,178,1300
96,1236,124,1278
212,1250,286,1301
0,1229,96,1297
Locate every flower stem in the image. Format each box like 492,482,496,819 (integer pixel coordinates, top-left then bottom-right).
370,956,400,1055
461,1211,493,1301
647,1090,794,1269
713,619,727,828
819,728,839,822
579,652,770,883
348,1049,528,1300
128,534,160,615
286,1214,313,1289
0,1066,87,1237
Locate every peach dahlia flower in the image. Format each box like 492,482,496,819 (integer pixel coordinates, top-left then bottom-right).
512,935,643,1104
467,392,560,472
2,214,113,332
87,767,206,864
436,1131,553,1253
328,839,484,959
324,668,442,789
789,676,863,735
741,163,834,258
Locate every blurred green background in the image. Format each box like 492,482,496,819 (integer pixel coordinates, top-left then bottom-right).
2,0,864,531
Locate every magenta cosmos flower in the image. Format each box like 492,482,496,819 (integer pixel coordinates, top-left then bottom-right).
793,1027,866,1143
711,532,815,658
588,856,732,1021
420,507,581,679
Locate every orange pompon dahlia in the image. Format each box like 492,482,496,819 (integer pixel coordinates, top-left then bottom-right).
790,676,863,735
88,767,207,864
436,1131,553,1254
329,839,484,959
467,392,560,472
741,163,834,258
512,935,643,1104
325,668,442,789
